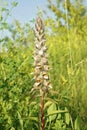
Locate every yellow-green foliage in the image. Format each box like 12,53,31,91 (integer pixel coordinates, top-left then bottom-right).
0,0,87,129
45,0,87,129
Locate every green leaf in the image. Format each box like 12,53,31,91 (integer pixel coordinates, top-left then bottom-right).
44,101,53,109
47,110,68,117
74,116,80,130
17,111,24,130
28,117,38,122
11,1,18,7
2,22,8,29
47,102,57,121
65,107,70,125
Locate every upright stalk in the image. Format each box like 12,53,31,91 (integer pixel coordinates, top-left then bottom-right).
41,91,45,130
34,17,52,130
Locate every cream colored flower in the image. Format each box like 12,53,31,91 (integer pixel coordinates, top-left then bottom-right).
33,17,52,92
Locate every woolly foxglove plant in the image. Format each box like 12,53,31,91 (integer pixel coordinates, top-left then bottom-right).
33,17,52,130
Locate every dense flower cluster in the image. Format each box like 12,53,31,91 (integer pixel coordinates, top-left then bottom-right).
34,17,52,92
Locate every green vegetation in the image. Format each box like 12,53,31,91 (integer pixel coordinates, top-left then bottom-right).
0,0,87,129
